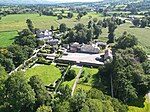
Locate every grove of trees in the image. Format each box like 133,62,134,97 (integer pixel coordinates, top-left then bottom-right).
93,32,150,106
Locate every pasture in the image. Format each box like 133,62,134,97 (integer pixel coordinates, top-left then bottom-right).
0,31,18,47
115,23,150,54
101,22,150,54
0,12,103,32
0,14,58,31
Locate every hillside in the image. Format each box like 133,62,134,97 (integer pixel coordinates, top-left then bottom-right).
0,0,52,4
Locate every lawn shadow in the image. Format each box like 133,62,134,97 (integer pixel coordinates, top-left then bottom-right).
128,96,145,108
9,36,18,40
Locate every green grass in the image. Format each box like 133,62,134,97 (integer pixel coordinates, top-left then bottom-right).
79,67,98,86
0,14,59,31
102,22,150,54
63,67,80,88
74,67,98,92
128,96,150,112
73,67,98,92
56,12,104,28
107,11,131,14
0,31,18,47
76,84,92,91
25,64,62,85
115,23,150,54
0,12,103,31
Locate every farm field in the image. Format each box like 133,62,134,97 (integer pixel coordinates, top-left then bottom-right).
0,12,103,32
115,23,150,54
57,12,104,28
102,22,150,54
25,64,62,85
0,31,18,47
107,11,131,14
0,14,59,31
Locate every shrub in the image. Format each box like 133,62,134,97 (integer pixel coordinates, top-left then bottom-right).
64,70,76,81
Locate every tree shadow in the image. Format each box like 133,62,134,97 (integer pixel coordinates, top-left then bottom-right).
128,96,145,108
129,26,137,28
9,37,16,40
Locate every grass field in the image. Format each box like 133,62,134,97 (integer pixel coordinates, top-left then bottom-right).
101,22,150,54
107,11,131,14
0,14,59,31
0,12,104,31
25,64,62,85
115,23,150,54
0,31,18,47
81,67,98,86
128,96,150,112
76,84,92,91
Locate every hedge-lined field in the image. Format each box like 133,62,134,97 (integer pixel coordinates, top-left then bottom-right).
25,64,62,85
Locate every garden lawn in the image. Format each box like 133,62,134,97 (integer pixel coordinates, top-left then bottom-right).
0,31,18,47
72,67,98,92
25,64,62,85
63,67,80,88
74,67,98,92
76,84,91,91
80,67,98,86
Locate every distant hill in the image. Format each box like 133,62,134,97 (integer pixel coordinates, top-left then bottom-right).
104,0,140,3
0,0,53,4
0,0,142,4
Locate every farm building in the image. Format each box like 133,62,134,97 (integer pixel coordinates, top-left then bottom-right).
36,30,53,41
80,44,100,54
46,39,61,46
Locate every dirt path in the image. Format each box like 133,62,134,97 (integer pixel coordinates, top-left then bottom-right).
71,66,83,96
148,55,150,60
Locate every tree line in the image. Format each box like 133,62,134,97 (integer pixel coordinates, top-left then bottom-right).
132,16,150,28
59,17,125,44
